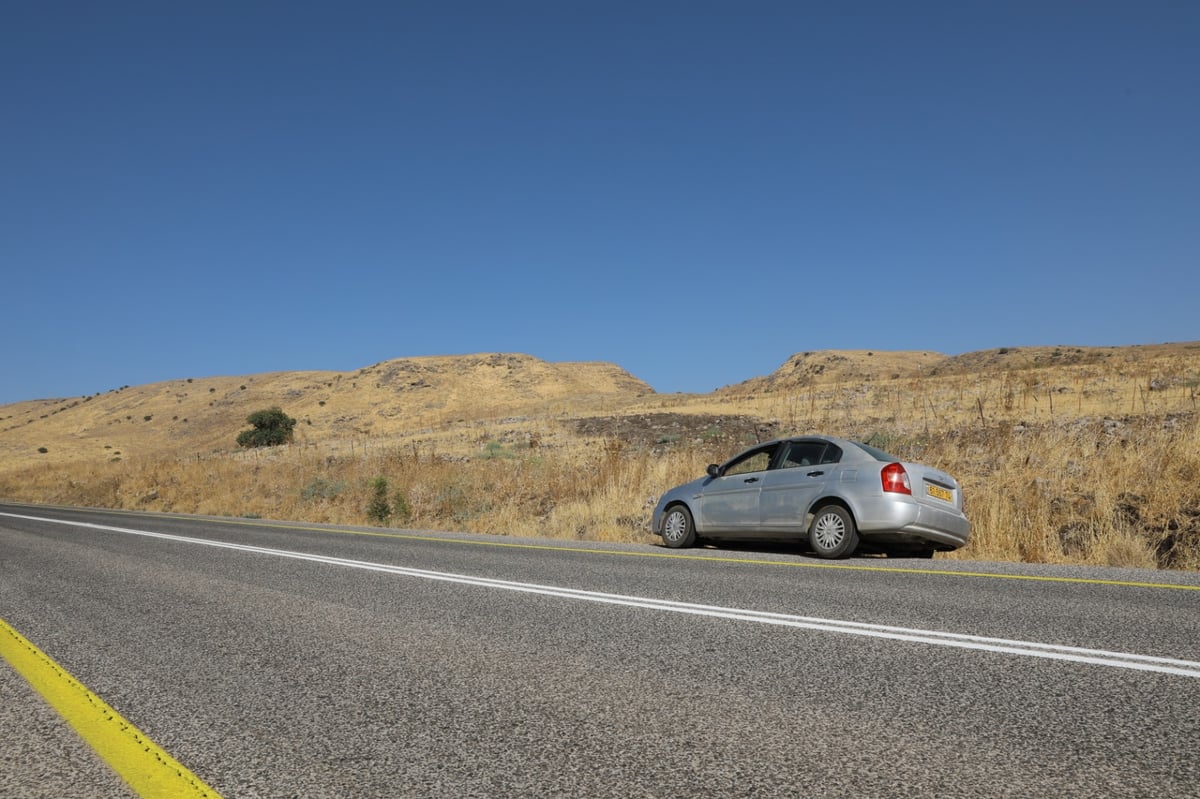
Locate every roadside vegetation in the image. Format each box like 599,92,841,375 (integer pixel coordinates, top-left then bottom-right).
2,346,1197,569
236,407,297,448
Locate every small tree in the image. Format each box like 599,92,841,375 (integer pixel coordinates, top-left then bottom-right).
236,407,296,448
367,476,391,524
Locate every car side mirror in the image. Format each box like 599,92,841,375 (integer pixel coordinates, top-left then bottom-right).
706,464,721,478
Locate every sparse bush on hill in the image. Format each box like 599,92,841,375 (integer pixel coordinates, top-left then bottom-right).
480,440,516,459
302,476,345,501
236,407,297,448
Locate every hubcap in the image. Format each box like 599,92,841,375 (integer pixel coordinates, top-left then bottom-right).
663,510,687,542
812,512,845,550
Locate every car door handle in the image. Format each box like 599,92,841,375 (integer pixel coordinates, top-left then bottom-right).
806,470,825,477
743,477,759,483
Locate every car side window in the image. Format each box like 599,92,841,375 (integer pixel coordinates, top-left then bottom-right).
723,447,774,477
781,441,827,468
819,444,843,465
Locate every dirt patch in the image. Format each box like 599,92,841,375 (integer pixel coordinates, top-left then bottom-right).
571,412,778,451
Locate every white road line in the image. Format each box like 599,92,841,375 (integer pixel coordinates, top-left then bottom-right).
8,511,1200,678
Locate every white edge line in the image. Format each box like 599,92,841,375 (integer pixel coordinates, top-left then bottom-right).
6,511,1200,679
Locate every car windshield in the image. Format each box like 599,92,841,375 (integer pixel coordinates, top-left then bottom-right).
853,441,902,462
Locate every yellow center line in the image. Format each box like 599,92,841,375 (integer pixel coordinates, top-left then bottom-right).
70,506,1200,593
0,618,222,799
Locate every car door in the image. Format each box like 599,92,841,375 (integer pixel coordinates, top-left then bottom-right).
759,440,840,534
696,444,777,535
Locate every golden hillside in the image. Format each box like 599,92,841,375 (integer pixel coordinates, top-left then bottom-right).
0,353,652,468
720,349,949,393
721,343,1199,394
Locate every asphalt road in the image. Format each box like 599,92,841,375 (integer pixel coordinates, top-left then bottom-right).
2,503,1199,798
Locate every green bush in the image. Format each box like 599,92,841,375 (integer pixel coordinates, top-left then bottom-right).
367,476,391,524
301,477,346,501
236,407,297,448
480,440,516,459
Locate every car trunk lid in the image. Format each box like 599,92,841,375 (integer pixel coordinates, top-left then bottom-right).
904,462,964,512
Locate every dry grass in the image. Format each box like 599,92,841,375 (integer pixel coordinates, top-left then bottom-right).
2,345,1198,569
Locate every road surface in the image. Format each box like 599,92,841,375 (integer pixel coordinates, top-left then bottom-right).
2,503,1198,798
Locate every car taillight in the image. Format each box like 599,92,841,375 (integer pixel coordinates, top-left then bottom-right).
881,462,911,495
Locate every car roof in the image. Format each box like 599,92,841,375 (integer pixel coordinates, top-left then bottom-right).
746,434,870,454
760,434,851,447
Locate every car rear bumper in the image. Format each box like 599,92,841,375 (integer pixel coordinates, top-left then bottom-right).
855,497,971,549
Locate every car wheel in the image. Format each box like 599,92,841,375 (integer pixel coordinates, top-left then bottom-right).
662,505,697,548
808,505,859,559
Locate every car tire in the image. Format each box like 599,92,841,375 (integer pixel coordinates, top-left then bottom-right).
808,505,859,559
662,505,697,548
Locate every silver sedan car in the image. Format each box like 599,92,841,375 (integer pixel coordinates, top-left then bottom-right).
651,435,970,558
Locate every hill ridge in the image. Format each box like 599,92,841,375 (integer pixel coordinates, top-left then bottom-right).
4,343,1198,469
0,352,652,465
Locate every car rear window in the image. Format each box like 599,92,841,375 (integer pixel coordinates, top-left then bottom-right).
853,442,901,462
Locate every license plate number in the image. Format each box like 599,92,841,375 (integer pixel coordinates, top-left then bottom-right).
926,484,953,502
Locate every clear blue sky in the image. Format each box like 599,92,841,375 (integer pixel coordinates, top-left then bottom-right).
3,2,1197,404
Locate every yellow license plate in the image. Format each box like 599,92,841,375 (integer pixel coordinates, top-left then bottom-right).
926,484,953,502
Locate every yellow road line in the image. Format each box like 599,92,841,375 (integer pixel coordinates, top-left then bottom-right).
32,504,1200,593
0,617,221,799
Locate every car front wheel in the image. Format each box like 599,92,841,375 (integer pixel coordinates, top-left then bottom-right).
809,505,859,559
662,505,697,548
